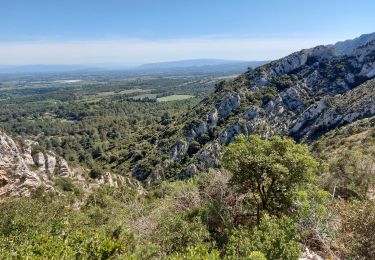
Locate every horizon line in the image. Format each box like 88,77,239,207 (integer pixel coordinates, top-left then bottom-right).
0,34,363,65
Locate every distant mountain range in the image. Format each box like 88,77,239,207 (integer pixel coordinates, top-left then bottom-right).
138,59,245,69
137,59,267,70
133,59,269,75
0,59,268,75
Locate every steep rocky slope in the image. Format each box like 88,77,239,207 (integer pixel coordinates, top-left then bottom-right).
0,130,129,199
334,32,375,55
311,115,375,200
135,37,375,181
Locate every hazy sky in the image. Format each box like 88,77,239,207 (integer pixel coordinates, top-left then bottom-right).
1,0,374,65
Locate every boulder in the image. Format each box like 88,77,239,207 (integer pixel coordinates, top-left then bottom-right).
217,93,242,118
45,152,57,173
58,159,71,177
32,152,45,168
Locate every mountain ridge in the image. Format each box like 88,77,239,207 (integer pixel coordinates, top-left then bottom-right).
334,32,375,55
131,36,375,181
137,59,268,69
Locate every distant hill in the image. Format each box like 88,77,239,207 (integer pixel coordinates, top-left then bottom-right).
135,59,269,75
334,32,375,55
0,60,269,75
137,59,267,69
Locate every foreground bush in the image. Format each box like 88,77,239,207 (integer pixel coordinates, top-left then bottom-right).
336,200,375,259
224,135,319,224
225,215,301,260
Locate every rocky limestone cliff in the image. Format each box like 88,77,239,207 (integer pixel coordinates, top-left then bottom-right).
334,32,375,55
134,38,375,181
0,131,131,199
0,133,42,197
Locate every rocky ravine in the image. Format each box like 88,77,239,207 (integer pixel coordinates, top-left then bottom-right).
135,36,375,181
0,131,129,199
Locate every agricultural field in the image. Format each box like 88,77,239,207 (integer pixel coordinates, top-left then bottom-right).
157,94,194,102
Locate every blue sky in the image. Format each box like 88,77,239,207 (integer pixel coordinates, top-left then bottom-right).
1,0,374,64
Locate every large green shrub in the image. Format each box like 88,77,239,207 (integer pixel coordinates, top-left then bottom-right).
152,215,211,255
224,134,318,224
225,215,301,260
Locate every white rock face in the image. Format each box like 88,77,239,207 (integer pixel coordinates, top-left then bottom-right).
187,108,219,142
0,131,75,199
58,159,71,177
1,131,132,199
196,142,223,170
290,78,375,140
95,172,126,187
219,121,248,144
272,46,335,76
32,152,45,169
21,140,37,165
170,140,188,160
299,247,323,260
273,51,308,75
207,108,218,127
291,99,327,134
360,62,375,78
282,87,306,111
45,152,57,173
218,93,241,117
0,132,42,198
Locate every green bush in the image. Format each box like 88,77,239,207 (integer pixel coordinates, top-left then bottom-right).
249,251,267,260
54,177,83,197
152,215,211,255
329,150,375,200
168,244,220,260
89,167,104,179
224,134,318,224
225,215,301,260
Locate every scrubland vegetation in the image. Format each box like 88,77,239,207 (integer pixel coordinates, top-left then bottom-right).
0,132,373,259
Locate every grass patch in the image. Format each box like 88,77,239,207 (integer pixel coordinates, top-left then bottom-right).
157,94,195,102
27,164,39,171
128,93,158,100
54,177,83,197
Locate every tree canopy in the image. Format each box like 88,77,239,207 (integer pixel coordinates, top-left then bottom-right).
224,134,319,223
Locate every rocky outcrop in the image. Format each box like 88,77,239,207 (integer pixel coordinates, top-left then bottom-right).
170,140,188,160
0,131,129,200
45,152,57,173
334,32,375,55
217,92,242,117
32,152,45,168
195,141,223,170
290,79,375,141
57,159,71,177
299,247,324,260
0,132,42,197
